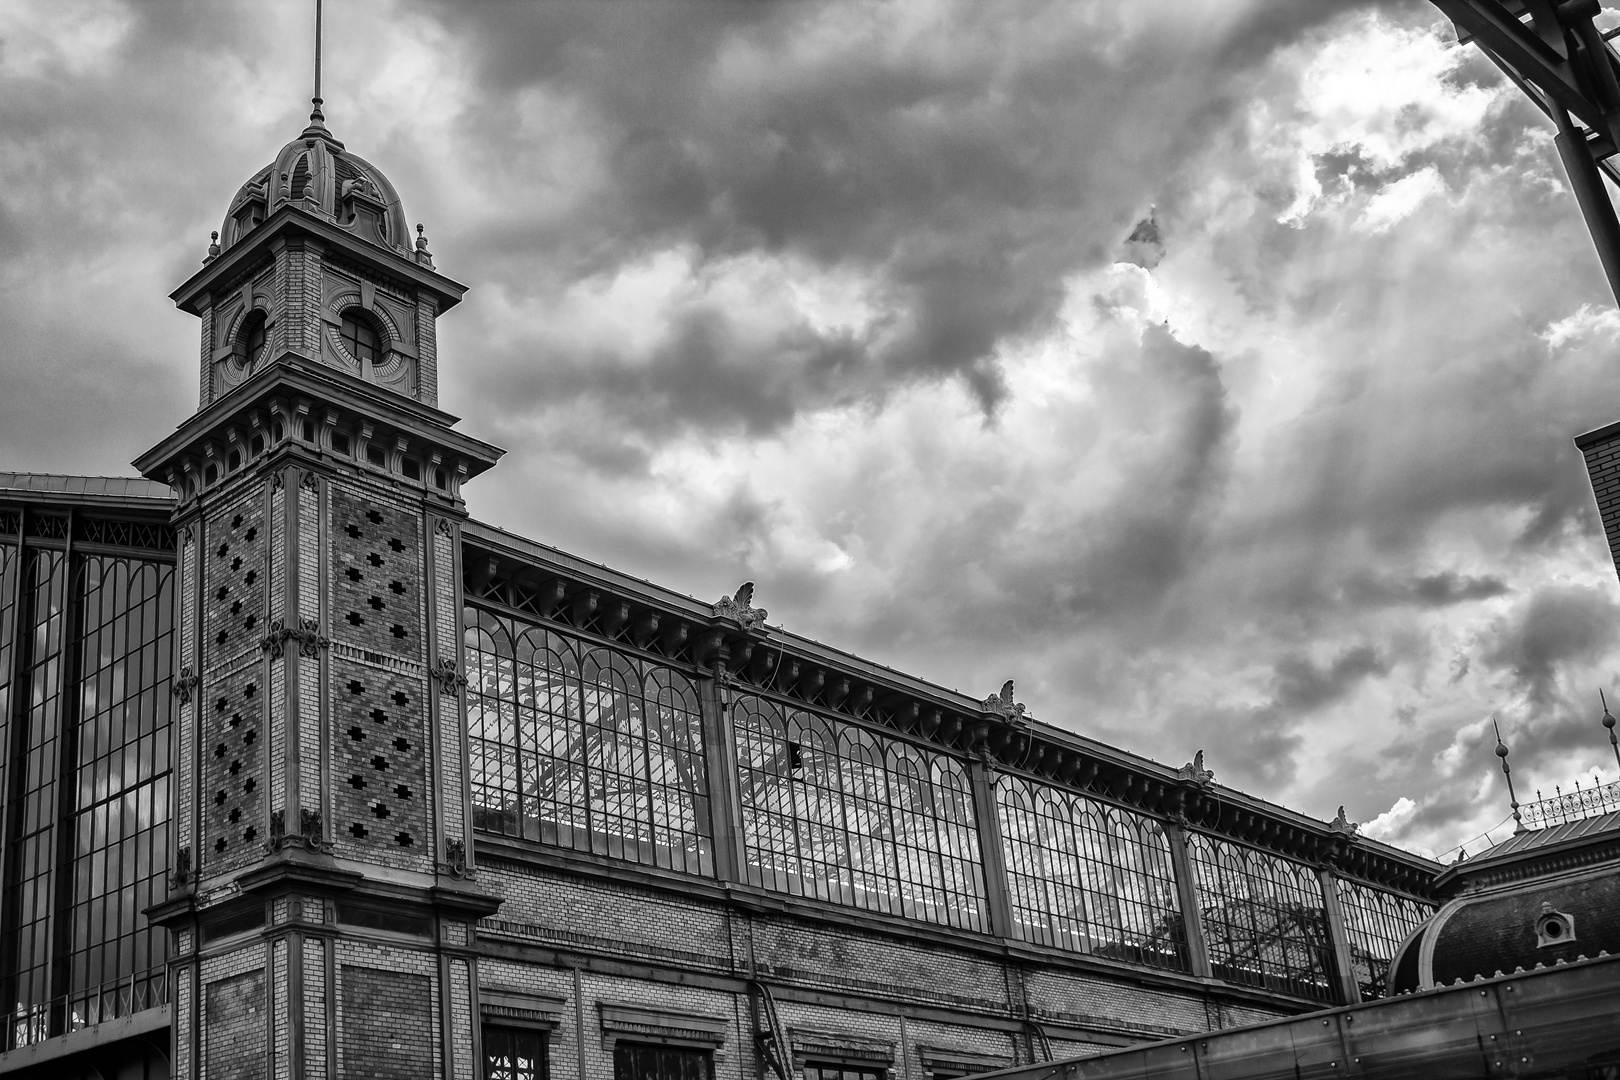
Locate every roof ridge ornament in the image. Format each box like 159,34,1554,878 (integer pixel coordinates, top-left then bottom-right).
1177,749,1215,787
1329,804,1358,836
713,580,768,631
982,679,1028,723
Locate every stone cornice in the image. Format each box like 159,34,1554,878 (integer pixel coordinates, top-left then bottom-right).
171,202,467,316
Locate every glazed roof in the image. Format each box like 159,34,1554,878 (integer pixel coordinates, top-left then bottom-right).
0,473,173,501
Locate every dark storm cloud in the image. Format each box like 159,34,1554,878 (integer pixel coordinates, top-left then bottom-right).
1188,646,1391,791
1481,584,1620,707
1344,570,1511,608
410,0,1371,439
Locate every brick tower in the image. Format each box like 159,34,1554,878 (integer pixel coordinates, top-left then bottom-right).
136,95,503,1079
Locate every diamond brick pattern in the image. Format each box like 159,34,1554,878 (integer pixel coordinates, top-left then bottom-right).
331,656,427,868
330,486,421,663
206,496,265,669
205,669,264,871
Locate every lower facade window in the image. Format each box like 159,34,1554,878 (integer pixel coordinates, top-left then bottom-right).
805,1065,887,1080
613,1042,714,1080
484,1026,547,1080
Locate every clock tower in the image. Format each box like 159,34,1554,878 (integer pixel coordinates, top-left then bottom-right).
137,90,503,1080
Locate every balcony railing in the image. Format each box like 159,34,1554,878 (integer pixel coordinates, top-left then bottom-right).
1519,776,1620,830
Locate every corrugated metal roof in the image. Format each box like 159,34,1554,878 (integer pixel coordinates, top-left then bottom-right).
0,472,173,500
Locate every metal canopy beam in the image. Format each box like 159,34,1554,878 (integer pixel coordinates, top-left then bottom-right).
1437,0,1620,304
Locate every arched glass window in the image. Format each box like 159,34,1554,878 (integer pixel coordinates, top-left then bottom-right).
463,607,711,876
1187,833,1334,1001
340,309,383,365
1334,878,1431,1000
994,774,1186,971
732,694,987,931
237,311,267,370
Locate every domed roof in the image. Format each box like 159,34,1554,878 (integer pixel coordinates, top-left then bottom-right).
218,116,412,258
1386,809,1620,993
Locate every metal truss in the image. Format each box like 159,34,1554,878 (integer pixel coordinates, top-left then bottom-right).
1435,0,1620,300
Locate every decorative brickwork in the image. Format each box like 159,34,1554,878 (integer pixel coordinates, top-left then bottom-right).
450,957,475,1080
339,966,433,1079
418,293,439,406
273,938,290,1080
205,663,265,871
331,655,428,867
206,969,267,1080
1581,429,1620,580
431,519,465,844
179,528,197,855
305,938,329,1080
330,485,423,662
206,495,266,669
176,969,194,1080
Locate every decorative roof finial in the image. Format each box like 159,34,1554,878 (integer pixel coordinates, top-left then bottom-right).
713,581,768,631
1494,718,1524,832
204,230,220,265
1177,749,1214,786
415,223,435,269
310,0,325,126
1602,689,1620,772
982,680,1028,723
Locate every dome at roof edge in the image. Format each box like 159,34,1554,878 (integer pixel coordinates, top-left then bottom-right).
218,119,412,259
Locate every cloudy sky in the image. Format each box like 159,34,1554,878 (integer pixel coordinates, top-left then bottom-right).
6,0,1620,859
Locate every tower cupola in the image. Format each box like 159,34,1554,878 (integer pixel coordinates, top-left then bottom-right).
219,116,414,261
171,103,458,413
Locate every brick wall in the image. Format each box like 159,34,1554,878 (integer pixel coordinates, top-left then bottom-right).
1581,428,1620,580
340,965,433,1079
1022,969,1241,1039
748,916,1010,1015
479,862,731,967
205,967,266,1080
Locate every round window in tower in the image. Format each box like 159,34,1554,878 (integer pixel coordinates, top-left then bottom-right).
339,309,384,366
237,311,268,371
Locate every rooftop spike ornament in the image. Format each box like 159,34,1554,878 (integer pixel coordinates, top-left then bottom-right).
310,0,325,127
1603,690,1620,772
1495,719,1524,833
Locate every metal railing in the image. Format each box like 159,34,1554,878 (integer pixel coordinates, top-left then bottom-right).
7,969,168,1051
1519,775,1620,829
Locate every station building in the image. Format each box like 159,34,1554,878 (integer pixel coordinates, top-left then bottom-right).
0,101,1443,1080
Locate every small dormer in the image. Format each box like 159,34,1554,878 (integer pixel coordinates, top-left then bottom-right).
335,156,391,248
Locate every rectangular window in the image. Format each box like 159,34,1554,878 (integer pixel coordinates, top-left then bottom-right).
0,545,175,1050
613,1043,713,1080
805,1066,886,1080
484,1026,547,1080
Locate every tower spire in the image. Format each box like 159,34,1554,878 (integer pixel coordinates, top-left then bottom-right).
310,0,325,126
